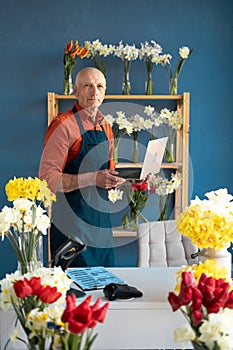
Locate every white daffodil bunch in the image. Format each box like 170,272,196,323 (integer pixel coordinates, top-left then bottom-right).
138,40,163,94
84,39,115,58
138,40,163,64
104,111,133,163
161,45,193,94
114,41,139,94
108,188,124,203
104,111,133,140
84,39,115,77
114,40,139,61
150,173,181,196
144,105,164,139
174,308,233,350
190,188,233,219
148,173,181,221
159,108,183,131
130,113,146,133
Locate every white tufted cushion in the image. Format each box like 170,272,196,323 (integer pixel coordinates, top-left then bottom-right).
137,220,198,267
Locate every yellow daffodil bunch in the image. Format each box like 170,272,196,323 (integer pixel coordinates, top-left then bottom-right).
1,177,56,274
174,259,232,293
5,176,56,207
176,188,233,250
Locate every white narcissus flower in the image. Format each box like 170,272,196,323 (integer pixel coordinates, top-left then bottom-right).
144,105,154,116
179,46,190,59
114,41,139,61
104,113,115,127
144,119,153,130
10,327,20,343
0,270,22,310
108,189,123,203
131,114,145,132
174,324,196,343
0,210,11,236
13,198,33,212
198,308,233,349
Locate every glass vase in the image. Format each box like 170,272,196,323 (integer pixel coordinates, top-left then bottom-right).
63,73,73,95
122,60,131,95
145,72,153,95
113,138,120,164
164,139,175,163
130,212,139,230
18,235,43,275
132,139,139,163
158,194,171,221
198,247,232,279
169,77,178,95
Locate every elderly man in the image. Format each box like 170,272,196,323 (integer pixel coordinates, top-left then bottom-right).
39,67,125,267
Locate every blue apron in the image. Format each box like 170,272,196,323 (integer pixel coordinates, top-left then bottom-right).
50,107,115,267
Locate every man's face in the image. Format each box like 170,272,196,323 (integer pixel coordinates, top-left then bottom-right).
74,69,106,110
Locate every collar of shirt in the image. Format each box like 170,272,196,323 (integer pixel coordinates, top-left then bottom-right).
74,102,104,128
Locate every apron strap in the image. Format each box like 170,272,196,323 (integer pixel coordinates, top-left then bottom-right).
72,104,105,133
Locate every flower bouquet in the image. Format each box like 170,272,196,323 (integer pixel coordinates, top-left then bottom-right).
114,41,139,95
63,40,88,95
121,181,149,230
0,177,56,274
138,40,163,95
159,107,183,162
130,113,151,163
176,188,233,250
168,261,233,349
144,105,163,140
104,111,133,164
84,39,114,77
148,173,181,221
0,266,109,350
176,188,233,278
161,45,193,94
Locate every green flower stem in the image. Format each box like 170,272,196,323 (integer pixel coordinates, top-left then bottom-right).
132,131,139,163
169,76,178,95
158,194,171,221
164,127,176,163
93,56,106,77
122,60,131,95
145,60,153,95
113,137,121,164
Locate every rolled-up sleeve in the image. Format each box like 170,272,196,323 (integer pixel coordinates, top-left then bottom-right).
39,115,73,193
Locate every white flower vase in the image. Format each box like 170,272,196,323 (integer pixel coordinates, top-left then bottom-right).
198,247,232,279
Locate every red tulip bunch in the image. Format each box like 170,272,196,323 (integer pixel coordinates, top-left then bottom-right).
168,271,233,326
121,180,149,229
14,276,62,305
11,276,63,349
59,294,109,349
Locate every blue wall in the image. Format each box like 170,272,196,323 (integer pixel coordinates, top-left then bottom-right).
0,0,233,278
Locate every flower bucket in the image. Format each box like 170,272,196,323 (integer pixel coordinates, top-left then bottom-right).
198,247,232,280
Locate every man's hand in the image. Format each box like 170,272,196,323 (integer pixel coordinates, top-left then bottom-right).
58,170,126,193
96,169,126,189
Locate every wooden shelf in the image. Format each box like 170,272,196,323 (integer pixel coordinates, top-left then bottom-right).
115,162,182,170
47,92,190,242
112,227,137,237
51,93,184,100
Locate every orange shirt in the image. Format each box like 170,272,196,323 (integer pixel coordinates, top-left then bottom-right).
39,102,115,193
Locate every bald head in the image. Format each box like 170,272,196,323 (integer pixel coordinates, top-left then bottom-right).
73,67,106,110
75,67,106,87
